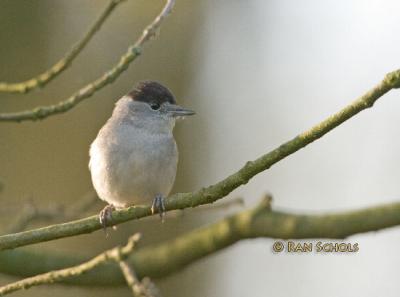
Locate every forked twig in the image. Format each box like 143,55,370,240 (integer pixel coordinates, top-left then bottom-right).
0,233,144,296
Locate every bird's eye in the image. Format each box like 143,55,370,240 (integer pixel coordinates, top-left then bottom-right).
150,102,160,110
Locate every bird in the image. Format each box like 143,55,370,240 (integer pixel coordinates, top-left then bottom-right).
89,81,195,229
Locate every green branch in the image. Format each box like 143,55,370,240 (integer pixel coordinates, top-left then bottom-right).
1,198,400,286
0,234,141,296
0,0,126,94
0,69,399,250
0,0,176,122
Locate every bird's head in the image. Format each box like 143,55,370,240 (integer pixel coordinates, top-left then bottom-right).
112,81,195,132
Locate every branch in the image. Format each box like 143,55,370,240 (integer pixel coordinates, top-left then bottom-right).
1,198,400,286
5,200,64,234
0,234,142,296
0,0,125,94
3,194,240,240
118,260,143,296
129,198,400,280
4,192,99,233
0,69,399,250
119,261,160,297
0,0,176,122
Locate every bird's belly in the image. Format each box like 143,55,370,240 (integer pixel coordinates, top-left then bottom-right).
113,149,177,206
90,134,178,207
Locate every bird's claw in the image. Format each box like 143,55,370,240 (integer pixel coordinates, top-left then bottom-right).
99,204,115,234
151,194,166,220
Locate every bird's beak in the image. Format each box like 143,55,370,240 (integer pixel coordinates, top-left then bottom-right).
166,104,195,117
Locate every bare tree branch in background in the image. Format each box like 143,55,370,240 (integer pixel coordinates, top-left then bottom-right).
2,196,400,288
0,0,176,122
119,260,161,297
0,234,147,296
0,0,126,94
5,192,99,233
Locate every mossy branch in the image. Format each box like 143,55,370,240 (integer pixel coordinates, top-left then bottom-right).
0,0,176,122
1,198,400,287
0,234,142,296
0,0,126,94
0,69,399,250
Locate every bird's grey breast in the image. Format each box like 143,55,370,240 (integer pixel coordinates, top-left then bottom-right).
91,118,178,206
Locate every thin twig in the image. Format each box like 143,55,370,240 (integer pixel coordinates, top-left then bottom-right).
119,261,160,297
0,0,176,121
0,69,399,250
0,0,126,94
0,233,141,296
5,192,99,233
5,199,63,234
119,260,143,296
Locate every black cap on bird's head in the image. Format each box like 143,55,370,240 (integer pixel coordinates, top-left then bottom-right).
128,81,176,105
127,81,195,117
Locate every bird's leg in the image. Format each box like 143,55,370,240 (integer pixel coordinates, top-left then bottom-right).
151,194,166,220
99,204,115,233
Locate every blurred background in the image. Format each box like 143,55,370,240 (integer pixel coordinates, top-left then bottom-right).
1,0,400,296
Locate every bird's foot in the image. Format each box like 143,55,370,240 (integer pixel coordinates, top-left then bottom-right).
99,204,115,234
151,194,166,220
